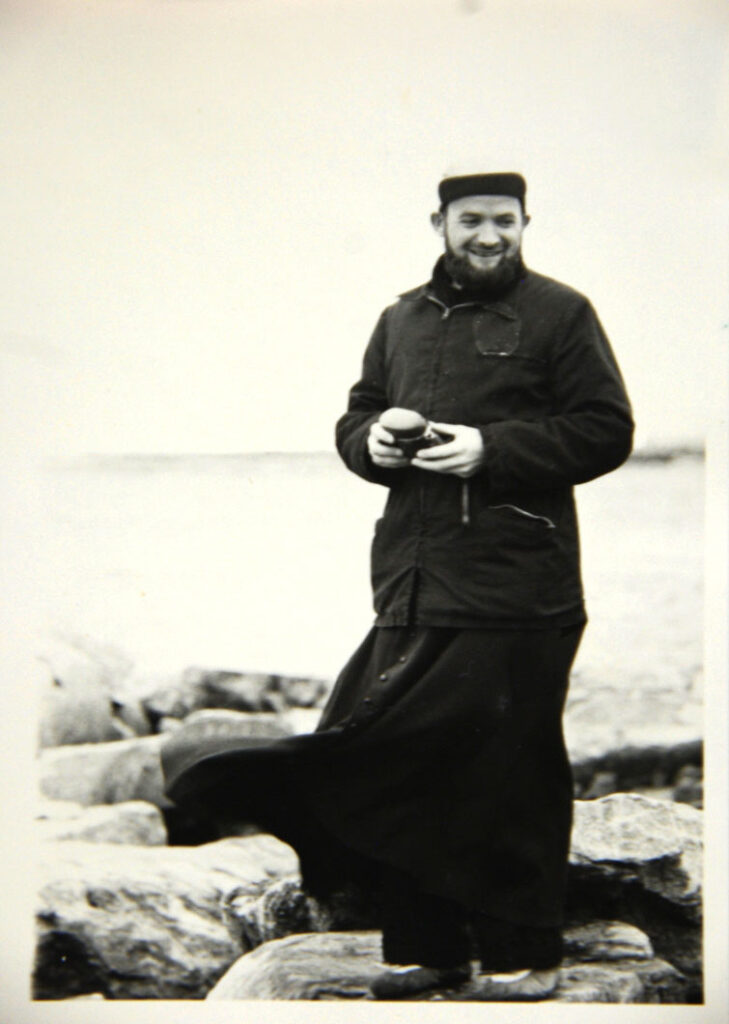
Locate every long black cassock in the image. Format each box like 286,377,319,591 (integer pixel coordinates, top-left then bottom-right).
163,257,632,937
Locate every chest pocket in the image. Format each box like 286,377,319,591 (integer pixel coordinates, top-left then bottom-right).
473,304,520,356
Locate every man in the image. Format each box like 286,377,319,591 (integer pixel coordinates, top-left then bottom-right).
163,172,633,1001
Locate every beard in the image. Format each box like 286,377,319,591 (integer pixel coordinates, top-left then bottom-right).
444,242,523,296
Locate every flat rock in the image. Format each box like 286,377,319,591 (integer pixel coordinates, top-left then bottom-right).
163,707,291,744
37,735,168,808
35,799,166,845
207,927,688,1002
563,920,653,962
34,835,298,999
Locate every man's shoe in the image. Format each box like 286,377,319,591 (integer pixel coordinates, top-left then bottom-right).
473,966,559,1001
370,962,472,1000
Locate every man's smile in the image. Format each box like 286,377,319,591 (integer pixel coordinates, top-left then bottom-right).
467,247,504,261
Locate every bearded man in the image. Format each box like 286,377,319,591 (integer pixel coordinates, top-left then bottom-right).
163,172,634,1001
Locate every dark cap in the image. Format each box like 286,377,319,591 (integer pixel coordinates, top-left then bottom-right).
438,172,527,210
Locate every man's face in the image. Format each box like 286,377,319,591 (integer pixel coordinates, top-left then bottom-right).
432,195,529,290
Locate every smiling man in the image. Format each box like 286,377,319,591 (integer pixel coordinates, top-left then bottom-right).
436,185,529,292
163,172,634,1002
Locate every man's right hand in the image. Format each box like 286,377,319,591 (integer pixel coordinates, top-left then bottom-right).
367,421,410,468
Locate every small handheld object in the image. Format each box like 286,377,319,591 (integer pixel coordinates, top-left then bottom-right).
378,408,454,460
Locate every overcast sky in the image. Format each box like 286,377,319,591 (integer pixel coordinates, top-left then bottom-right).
1,0,727,455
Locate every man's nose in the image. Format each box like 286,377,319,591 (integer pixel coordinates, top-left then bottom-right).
475,221,500,246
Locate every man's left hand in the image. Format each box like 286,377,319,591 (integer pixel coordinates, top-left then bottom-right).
411,423,485,479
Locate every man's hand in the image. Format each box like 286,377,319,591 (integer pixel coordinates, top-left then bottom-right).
367,420,410,469
411,423,485,479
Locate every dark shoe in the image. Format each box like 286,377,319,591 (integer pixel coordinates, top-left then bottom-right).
473,966,559,1001
370,963,472,1000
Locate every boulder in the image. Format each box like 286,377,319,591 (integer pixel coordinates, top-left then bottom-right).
37,636,150,746
35,799,166,845
564,669,702,798
37,735,168,808
141,667,330,727
207,926,688,1002
207,931,381,1000
34,835,298,1000
38,664,124,749
567,793,702,997
223,876,375,950
569,794,702,920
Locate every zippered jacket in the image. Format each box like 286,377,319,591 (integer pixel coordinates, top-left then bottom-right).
335,264,634,625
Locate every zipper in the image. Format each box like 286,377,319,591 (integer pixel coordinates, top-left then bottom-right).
427,293,477,526
488,504,556,529
461,481,471,525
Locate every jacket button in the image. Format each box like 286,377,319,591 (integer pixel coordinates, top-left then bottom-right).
398,656,407,663
379,673,388,681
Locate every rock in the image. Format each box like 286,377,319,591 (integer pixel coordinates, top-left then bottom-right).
223,876,375,950
580,771,619,800
560,917,689,1004
37,636,150,747
38,662,122,749
34,835,298,1000
273,675,329,709
570,735,702,797
36,799,166,845
207,932,381,1000
567,793,702,998
279,707,322,735
570,794,702,920
223,876,322,949
555,961,686,1004
158,716,184,733
39,635,133,693
564,920,653,961
672,764,703,808
207,929,689,1002
165,708,291,745
37,735,169,808
141,667,331,727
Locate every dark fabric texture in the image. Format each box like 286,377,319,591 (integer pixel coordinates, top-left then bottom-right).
163,624,583,930
379,866,563,970
334,263,633,625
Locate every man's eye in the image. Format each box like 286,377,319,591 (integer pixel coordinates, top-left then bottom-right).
496,218,515,227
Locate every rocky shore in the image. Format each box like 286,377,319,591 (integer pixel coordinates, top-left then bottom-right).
34,634,703,1002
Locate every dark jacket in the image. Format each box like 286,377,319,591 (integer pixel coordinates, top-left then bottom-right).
336,264,634,625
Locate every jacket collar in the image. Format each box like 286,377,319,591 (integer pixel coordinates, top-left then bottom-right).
399,255,526,311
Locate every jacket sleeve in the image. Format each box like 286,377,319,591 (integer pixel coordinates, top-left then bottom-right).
335,309,399,486
479,298,634,495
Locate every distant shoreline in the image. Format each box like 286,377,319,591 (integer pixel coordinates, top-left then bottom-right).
48,444,705,472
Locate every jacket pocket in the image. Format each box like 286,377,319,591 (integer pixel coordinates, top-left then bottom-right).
472,305,521,356
486,503,556,530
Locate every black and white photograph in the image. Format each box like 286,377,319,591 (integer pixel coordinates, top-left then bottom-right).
1,0,727,1020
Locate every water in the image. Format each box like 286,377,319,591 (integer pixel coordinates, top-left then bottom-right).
34,452,703,700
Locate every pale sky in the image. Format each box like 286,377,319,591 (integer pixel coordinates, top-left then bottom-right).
1,0,728,455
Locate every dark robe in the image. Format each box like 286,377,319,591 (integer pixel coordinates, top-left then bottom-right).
163,622,583,930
